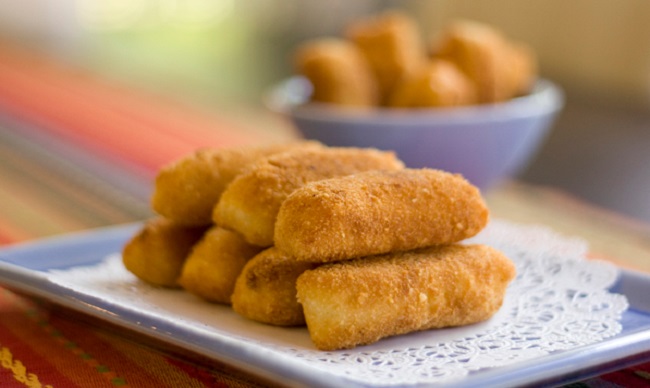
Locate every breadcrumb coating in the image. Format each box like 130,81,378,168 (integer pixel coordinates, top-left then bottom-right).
214,147,404,247
296,244,516,350
151,141,322,226
431,20,536,103
122,217,208,287
178,226,262,304
346,10,425,105
275,169,488,262
231,247,319,326
294,39,378,107
389,59,477,108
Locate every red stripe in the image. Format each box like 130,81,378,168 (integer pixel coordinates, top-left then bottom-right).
597,360,650,386
0,49,258,176
0,73,187,175
0,49,250,148
0,234,14,245
0,330,79,388
0,220,29,245
48,312,197,388
0,368,29,388
0,293,82,387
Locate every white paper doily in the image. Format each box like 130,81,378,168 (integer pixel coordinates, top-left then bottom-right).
48,219,629,386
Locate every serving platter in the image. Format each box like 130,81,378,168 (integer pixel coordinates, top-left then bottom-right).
1,221,649,387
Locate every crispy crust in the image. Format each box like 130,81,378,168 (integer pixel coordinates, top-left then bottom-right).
503,41,537,97
151,141,322,226
296,244,516,350
231,247,319,326
345,10,424,104
274,169,488,262
122,217,208,287
214,147,404,247
178,226,262,304
431,20,536,103
294,39,379,107
389,59,477,108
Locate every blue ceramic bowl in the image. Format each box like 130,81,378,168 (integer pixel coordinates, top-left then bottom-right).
266,77,564,190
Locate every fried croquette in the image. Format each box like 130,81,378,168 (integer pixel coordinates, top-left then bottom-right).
431,20,536,103
231,247,319,326
389,59,477,108
345,10,424,105
213,147,405,247
178,227,262,304
294,39,378,107
296,244,516,350
503,41,537,98
151,141,322,226
274,169,489,262
122,217,208,287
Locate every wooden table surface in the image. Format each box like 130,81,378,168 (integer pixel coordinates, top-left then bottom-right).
487,181,650,273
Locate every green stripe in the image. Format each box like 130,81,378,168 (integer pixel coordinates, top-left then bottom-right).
0,125,152,240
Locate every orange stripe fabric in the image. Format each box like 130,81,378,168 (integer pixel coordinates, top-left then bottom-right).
0,290,83,387
0,289,272,388
0,40,286,386
0,42,261,177
0,345,55,388
51,311,224,388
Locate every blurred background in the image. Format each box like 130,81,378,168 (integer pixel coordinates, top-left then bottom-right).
1,0,649,223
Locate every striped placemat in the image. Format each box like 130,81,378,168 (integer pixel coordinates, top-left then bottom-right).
0,41,293,245
0,40,295,387
1,40,649,388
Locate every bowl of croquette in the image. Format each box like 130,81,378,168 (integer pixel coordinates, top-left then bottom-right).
265,12,564,190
